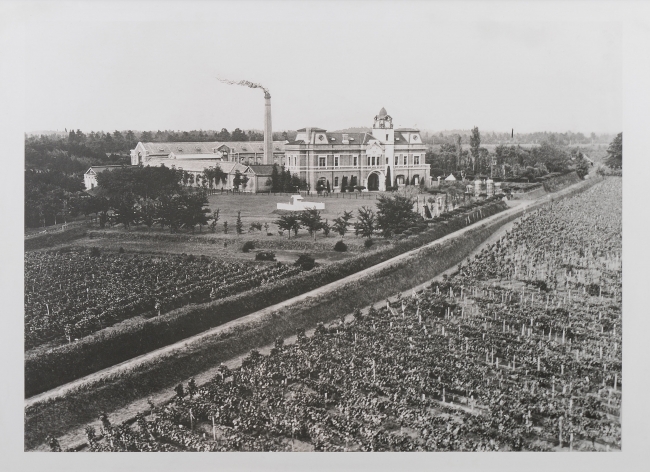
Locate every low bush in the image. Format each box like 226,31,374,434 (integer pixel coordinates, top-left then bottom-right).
242,241,255,253
294,254,316,271
255,251,276,261
89,247,101,258
364,239,374,249
333,240,348,252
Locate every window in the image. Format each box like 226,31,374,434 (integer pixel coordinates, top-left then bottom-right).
334,177,339,187
395,156,399,165
414,155,420,165
386,157,389,165
396,175,404,185
353,155,358,167
293,156,297,167
403,155,408,165
334,155,339,167
413,175,420,185
367,156,370,166
319,156,326,167
386,134,389,141
371,156,376,166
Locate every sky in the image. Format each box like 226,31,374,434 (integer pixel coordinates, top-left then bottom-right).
19,1,622,135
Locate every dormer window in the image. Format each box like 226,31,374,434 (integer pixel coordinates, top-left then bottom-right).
158,147,165,151
195,146,201,151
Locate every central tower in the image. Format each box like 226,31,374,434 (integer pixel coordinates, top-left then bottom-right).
372,107,395,187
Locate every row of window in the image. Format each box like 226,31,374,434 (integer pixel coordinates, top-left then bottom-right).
326,175,420,187
308,154,421,168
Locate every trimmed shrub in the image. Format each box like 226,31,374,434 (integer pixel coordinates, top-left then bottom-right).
364,239,374,249
118,247,125,254
333,240,348,252
242,241,255,253
255,251,276,261
89,247,101,258
294,254,316,271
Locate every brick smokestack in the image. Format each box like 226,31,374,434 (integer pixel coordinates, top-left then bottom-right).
264,91,272,165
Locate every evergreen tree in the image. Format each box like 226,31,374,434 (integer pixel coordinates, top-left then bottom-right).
605,132,622,168
355,206,376,239
235,210,243,235
470,127,481,172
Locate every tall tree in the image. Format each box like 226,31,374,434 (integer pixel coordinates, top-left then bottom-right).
605,132,622,168
469,127,481,172
376,193,420,237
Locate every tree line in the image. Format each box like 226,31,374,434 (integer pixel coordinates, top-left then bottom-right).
425,127,594,181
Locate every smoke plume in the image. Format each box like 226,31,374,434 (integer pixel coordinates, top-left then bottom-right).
216,76,269,96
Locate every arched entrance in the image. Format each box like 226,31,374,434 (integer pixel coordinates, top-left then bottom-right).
367,172,380,191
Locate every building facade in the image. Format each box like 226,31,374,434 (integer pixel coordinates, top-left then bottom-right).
284,108,430,192
129,141,283,192
84,165,127,190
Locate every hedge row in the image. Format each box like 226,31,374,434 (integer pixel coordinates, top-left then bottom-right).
25,201,507,397
542,171,581,193
24,227,88,251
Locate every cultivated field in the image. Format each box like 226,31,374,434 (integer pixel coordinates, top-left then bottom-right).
61,178,620,452
25,250,301,350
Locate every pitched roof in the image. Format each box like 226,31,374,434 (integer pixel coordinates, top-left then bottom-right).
286,132,373,146
396,127,419,132
85,165,126,175
140,141,285,156
296,127,327,132
248,165,275,175
321,132,370,145
378,107,388,117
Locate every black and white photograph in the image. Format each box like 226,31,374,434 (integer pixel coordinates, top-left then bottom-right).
2,0,649,470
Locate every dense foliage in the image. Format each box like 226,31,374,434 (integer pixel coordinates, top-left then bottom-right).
605,133,622,169
425,128,593,181
376,194,423,237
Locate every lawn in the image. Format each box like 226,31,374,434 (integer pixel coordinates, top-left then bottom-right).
62,192,387,264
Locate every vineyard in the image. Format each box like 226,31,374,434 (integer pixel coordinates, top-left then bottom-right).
24,250,301,349
55,178,621,452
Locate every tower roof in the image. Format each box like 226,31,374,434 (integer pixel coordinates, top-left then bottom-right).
378,107,388,118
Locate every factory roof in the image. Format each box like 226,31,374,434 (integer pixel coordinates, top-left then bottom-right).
139,141,286,156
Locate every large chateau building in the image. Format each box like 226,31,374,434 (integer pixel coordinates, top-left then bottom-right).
127,108,429,193
285,108,430,191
